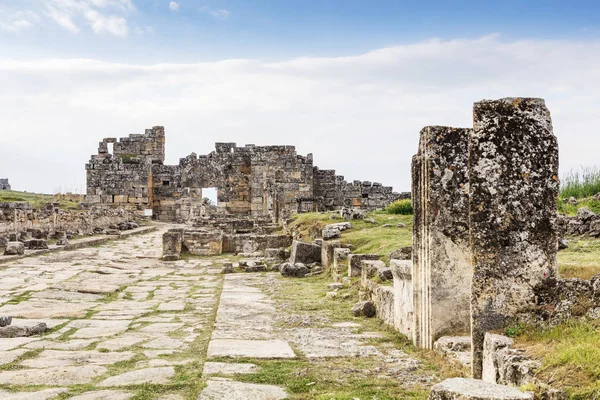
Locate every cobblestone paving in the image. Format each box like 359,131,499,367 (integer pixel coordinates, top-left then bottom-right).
0,227,434,399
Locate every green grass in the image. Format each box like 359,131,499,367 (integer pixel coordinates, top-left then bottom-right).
289,211,412,261
558,198,600,216
560,167,600,200
557,237,600,279
0,190,84,211
514,321,600,399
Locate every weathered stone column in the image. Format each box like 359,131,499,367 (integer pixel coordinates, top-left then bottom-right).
470,98,559,378
412,126,472,349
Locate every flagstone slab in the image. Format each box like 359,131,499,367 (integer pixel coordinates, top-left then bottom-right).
198,379,287,400
24,339,97,350
0,365,108,385
20,350,135,368
97,334,149,351
0,300,94,319
98,366,175,386
0,337,41,351
69,390,133,400
0,388,68,400
0,349,29,365
67,319,131,339
207,340,295,359
202,362,259,376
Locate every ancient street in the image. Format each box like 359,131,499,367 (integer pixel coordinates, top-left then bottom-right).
0,227,433,399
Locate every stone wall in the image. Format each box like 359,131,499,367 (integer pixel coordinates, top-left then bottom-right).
0,202,138,242
0,179,10,191
313,168,403,210
86,127,402,223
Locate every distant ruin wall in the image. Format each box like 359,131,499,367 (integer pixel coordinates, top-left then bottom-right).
313,168,401,210
0,202,138,240
0,179,11,191
86,127,402,222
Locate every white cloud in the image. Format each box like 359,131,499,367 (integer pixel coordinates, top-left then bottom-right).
169,1,179,11
85,9,128,36
44,0,133,36
0,10,40,32
0,36,599,194
210,9,229,20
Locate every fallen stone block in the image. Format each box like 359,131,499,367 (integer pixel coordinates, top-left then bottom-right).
3,241,24,256
389,246,412,260
264,248,287,259
340,207,365,220
0,322,48,338
483,333,539,387
0,316,12,327
434,336,472,368
348,254,379,277
351,300,376,318
279,262,309,278
428,378,533,400
289,240,321,264
245,265,267,273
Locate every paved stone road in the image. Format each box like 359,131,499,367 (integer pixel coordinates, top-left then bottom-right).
0,227,433,399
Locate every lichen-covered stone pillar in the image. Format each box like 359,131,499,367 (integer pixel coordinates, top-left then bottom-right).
412,126,472,349
470,98,559,378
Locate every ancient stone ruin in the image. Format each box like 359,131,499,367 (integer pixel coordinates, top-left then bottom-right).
85,127,403,223
0,178,11,190
406,98,559,378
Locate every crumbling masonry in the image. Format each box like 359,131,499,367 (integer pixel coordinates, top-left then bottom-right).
0,179,10,191
407,98,559,379
85,127,402,222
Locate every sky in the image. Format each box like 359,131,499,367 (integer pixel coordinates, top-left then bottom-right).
1,0,600,194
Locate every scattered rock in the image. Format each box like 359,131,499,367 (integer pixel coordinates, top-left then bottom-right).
351,301,376,318
340,207,365,220
4,242,24,256
289,240,321,264
0,316,12,327
327,283,344,290
0,322,47,338
365,218,376,224
397,223,406,228
558,238,569,250
389,246,412,260
221,264,235,274
279,262,309,278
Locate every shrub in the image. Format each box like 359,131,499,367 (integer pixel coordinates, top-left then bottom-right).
386,199,413,215
560,167,600,199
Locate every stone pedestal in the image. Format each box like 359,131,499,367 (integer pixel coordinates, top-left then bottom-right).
470,98,559,378
162,230,183,261
390,260,414,340
411,126,472,349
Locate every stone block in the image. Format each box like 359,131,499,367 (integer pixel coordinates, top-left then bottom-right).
162,230,183,261
470,98,558,378
390,259,413,339
289,240,321,264
321,240,341,269
482,333,539,387
429,378,533,400
332,248,351,281
4,241,25,255
348,254,379,277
